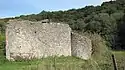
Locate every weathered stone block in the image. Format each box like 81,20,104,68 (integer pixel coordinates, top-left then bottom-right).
6,20,71,60
71,32,92,60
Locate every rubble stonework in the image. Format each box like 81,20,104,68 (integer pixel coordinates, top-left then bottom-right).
6,20,71,60
71,32,92,60
6,20,92,60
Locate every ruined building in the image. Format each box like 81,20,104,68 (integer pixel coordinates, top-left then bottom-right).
6,20,92,60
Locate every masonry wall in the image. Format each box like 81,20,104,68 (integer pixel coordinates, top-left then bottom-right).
6,20,71,60
71,32,92,60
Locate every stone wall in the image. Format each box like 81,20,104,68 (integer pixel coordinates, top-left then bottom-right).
6,20,71,60
71,32,92,60
6,19,92,60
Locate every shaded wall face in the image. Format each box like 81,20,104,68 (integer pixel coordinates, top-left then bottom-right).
71,32,92,60
6,20,71,60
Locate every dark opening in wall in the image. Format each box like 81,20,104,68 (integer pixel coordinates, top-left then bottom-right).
35,31,36,33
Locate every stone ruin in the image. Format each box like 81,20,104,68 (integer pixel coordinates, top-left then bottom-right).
71,32,92,60
6,19,92,60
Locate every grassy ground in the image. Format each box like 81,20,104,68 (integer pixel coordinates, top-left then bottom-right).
1,49,125,70
0,56,101,70
113,51,125,70
0,50,114,70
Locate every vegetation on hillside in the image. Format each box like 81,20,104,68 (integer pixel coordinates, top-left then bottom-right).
0,0,125,50
12,0,125,50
